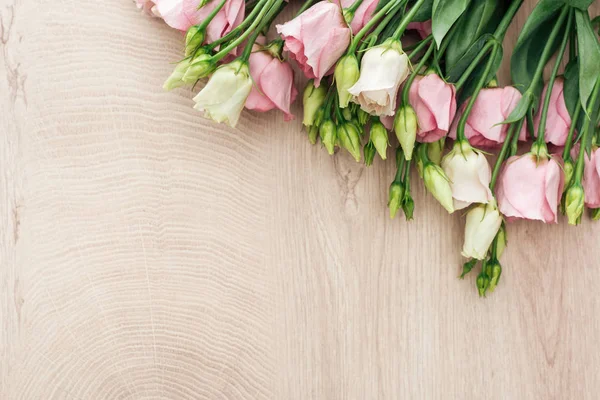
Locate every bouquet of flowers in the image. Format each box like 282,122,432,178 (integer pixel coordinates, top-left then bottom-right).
135,0,600,296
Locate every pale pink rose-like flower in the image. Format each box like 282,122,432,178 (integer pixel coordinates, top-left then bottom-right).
533,78,572,146
340,0,379,33
276,1,351,83
449,87,527,148
407,20,432,39
245,46,298,121
154,0,244,43
583,148,600,208
496,154,564,223
409,74,457,143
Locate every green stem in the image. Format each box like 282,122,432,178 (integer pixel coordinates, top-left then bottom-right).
296,0,317,16
408,35,433,60
392,0,426,39
198,0,228,31
456,44,500,141
574,82,600,183
345,0,365,14
493,0,524,40
534,8,572,147
490,124,518,189
403,157,412,186
454,40,495,90
209,0,270,49
364,1,404,46
509,117,524,156
348,0,404,53
402,40,435,104
562,103,581,160
395,147,406,182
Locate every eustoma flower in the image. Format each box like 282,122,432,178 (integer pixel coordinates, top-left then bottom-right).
533,77,572,146
409,74,457,143
462,201,503,260
496,154,564,223
348,38,410,116
276,1,351,83
582,148,600,208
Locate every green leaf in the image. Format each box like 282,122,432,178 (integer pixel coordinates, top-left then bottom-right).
446,34,494,82
510,0,564,98
575,9,600,112
502,91,535,124
456,45,504,104
445,0,504,71
432,0,472,48
563,58,580,118
562,0,594,10
411,0,434,22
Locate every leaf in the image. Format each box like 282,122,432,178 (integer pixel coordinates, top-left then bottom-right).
446,34,494,82
411,0,434,22
445,0,504,71
562,0,595,10
502,91,535,124
456,45,503,104
575,9,600,112
432,0,472,48
563,58,580,118
510,0,565,98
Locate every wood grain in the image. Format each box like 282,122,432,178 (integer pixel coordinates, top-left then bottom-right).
1,0,600,399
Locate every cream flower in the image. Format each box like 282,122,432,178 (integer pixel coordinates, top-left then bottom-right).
462,201,503,260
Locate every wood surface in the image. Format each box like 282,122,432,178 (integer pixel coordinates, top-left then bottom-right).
1,0,600,399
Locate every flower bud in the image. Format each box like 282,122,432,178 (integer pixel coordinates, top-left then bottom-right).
388,182,404,219
495,224,507,259
163,58,192,90
185,25,205,57
370,121,389,160
476,271,490,297
335,54,360,108
427,138,445,165
364,141,376,166
265,39,284,59
459,259,477,279
462,201,503,260
320,120,337,155
308,108,324,145
357,108,369,126
565,183,585,225
402,192,415,220
563,158,575,190
487,261,502,292
342,107,353,121
182,53,216,83
303,80,327,126
423,164,455,214
338,122,362,162
394,106,418,160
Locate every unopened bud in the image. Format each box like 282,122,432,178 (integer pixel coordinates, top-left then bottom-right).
495,224,507,259
338,122,362,162
565,184,585,225
388,182,404,219
487,261,502,292
476,272,490,297
423,164,455,214
182,53,216,83
357,108,369,126
185,25,205,56
342,107,353,121
563,158,575,189
308,108,324,144
364,141,376,166
264,39,284,59
459,259,477,279
320,120,337,155
593,208,600,221
402,192,415,220
303,80,327,126
394,106,418,160
427,138,445,165
335,54,360,108
370,121,389,160
163,58,192,90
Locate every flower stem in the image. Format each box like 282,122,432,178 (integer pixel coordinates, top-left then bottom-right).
493,0,524,41
454,40,495,91
348,0,405,53
402,39,434,104
392,0,426,39
197,0,228,31
209,0,271,49
489,122,520,189
345,0,365,15
562,103,582,160
296,0,317,16
407,35,433,60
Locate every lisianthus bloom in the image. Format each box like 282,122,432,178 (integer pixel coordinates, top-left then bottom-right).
449,86,526,147
348,39,410,116
154,0,244,42
409,74,457,143
583,148,600,208
245,44,298,121
135,0,160,16
193,60,252,127
533,77,572,146
407,20,432,39
276,1,350,83
496,154,564,223
441,140,493,210
462,201,503,260
341,0,379,33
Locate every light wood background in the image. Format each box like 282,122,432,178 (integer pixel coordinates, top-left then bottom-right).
1,0,600,399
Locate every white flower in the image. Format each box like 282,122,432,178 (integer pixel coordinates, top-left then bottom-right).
441,140,493,210
193,60,253,127
462,201,503,260
348,39,410,116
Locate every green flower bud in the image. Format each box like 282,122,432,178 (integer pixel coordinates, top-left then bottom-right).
459,259,477,279
495,224,507,259
357,108,369,126
338,122,362,162
320,120,337,155
342,107,353,121
163,58,192,90
264,39,284,59
370,121,389,160
593,208,600,221
565,184,585,225
364,141,376,166
487,77,498,88
563,158,575,190
394,106,418,160
303,80,327,126
182,53,216,83
483,260,492,279
476,271,490,297
423,164,455,214
427,138,445,165
402,192,415,220
388,182,404,219
487,261,502,292
334,54,360,108
185,25,205,57
308,108,325,145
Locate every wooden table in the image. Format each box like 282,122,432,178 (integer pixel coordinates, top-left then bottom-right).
2,1,600,398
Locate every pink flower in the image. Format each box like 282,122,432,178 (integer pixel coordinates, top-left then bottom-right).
496,154,564,223
449,87,527,148
407,20,432,39
583,148,600,208
533,77,572,146
154,0,244,43
409,74,457,143
340,0,379,33
245,46,298,121
276,1,351,83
